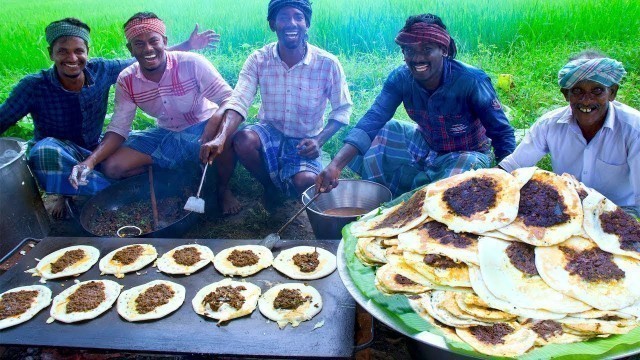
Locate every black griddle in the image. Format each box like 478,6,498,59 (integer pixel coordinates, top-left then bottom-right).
0,237,355,358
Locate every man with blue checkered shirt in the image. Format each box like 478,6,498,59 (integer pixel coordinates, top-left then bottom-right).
0,17,219,218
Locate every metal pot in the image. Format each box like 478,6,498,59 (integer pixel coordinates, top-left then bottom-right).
79,168,200,238
0,138,50,257
302,180,392,239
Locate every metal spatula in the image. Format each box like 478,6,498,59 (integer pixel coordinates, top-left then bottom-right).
259,192,321,249
184,163,208,213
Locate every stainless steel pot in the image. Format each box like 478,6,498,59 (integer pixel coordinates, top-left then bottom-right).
302,180,392,239
0,138,50,257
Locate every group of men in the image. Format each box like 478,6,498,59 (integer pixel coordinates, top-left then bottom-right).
1,0,638,220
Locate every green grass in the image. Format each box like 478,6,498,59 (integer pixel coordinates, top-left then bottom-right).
1,0,639,167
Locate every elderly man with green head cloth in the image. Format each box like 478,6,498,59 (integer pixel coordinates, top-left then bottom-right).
0,17,219,218
499,51,640,216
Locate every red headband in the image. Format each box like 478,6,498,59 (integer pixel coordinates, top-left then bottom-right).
125,18,166,41
395,23,451,49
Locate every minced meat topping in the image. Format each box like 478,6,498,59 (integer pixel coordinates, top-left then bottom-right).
469,323,515,345
67,281,106,313
531,320,563,340
273,288,311,310
202,285,246,312
292,250,320,273
0,290,39,320
173,247,202,266
112,245,144,265
423,254,465,269
135,284,174,314
424,221,477,248
372,190,426,230
505,242,539,276
560,246,625,282
518,180,570,227
394,274,418,285
600,208,640,253
443,177,498,217
577,188,589,201
51,249,86,274
227,249,259,267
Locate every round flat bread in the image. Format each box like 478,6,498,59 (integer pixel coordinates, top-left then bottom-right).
157,244,214,275
478,236,591,313
375,263,432,295
99,244,157,278
424,168,521,234
258,283,322,329
0,285,52,330
355,237,388,265
117,280,185,322
214,245,273,277
455,322,537,357
398,219,479,265
403,251,470,288
468,265,567,320
35,245,100,280
50,280,121,323
273,246,336,280
523,319,588,346
423,290,491,328
559,316,637,335
498,168,583,246
406,293,463,343
535,236,640,310
454,292,517,322
192,278,261,323
583,192,640,261
350,187,429,238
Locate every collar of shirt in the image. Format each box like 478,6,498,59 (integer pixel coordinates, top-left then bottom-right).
271,42,312,69
47,63,96,90
133,52,174,82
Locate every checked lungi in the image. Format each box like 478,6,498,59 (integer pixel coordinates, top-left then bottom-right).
247,122,323,195
348,119,492,197
28,137,113,196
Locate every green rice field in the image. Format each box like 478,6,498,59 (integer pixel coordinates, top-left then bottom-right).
1,0,639,156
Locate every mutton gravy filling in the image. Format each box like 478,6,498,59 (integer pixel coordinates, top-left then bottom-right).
443,177,498,217
273,288,311,310
173,247,202,266
51,249,86,274
112,245,144,265
135,284,175,314
203,285,246,311
371,190,426,230
0,290,38,319
599,208,640,252
227,250,259,267
531,320,563,340
469,323,515,345
425,221,477,248
518,180,570,227
292,251,320,273
506,242,539,276
560,246,625,282
66,281,106,313
423,254,465,269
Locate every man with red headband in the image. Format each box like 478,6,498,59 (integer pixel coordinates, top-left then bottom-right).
200,0,353,214
0,17,219,218
68,12,232,187
316,14,515,196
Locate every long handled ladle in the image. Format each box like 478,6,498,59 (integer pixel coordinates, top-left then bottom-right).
259,192,321,250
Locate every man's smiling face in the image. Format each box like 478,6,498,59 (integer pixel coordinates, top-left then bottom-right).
562,80,618,126
49,36,88,79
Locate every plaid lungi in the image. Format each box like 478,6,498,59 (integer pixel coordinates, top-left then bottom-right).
28,137,113,196
125,121,207,169
247,122,323,195
348,119,492,197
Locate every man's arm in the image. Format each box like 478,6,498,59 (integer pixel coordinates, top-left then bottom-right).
628,133,640,215
470,76,516,161
167,24,220,52
200,109,244,164
498,118,550,172
0,77,33,135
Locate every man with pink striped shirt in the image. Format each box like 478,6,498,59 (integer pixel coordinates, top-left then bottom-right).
200,0,353,214
68,12,232,186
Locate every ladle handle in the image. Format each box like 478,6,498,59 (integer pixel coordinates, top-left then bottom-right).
195,163,208,198
276,192,321,236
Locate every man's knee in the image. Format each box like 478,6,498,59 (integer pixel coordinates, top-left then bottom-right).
233,130,261,159
101,158,128,179
292,172,317,194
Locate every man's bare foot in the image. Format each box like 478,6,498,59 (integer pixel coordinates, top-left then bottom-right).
51,196,71,220
219,189,242,215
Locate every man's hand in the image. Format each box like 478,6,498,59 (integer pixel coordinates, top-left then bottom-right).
69,163,93,190
187,24,220,51
315,163,341,193
297,138,321,159
200,136,225,165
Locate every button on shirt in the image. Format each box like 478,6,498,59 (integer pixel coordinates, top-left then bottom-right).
223,43,353,138
0,58,133,149
107,51,232,138
343,59,515,160
499,101,640,210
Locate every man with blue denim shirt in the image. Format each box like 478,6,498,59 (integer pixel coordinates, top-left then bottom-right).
316,14,515,196
0,17,219,218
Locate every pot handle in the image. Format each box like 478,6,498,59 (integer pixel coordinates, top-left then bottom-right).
0,237,41,265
